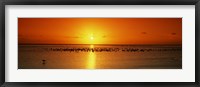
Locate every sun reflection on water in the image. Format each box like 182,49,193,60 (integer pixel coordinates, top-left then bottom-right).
87,45,96,69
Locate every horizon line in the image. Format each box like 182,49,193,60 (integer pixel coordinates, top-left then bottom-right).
18,44,182,46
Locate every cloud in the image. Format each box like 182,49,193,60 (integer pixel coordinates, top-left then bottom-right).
64,36,80,38
141,32,147,34
73,36,80,38
102,35,107,38
171,33,177,35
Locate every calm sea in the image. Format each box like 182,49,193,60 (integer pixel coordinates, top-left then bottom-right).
18,45,182,69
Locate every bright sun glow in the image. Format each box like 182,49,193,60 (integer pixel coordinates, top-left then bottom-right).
90,33,94,40
80,31,107,45
90,36,94,40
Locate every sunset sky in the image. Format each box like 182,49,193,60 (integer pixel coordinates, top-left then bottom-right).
18,18,182,45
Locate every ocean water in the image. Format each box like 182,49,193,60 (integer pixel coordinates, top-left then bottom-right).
18,45,182,69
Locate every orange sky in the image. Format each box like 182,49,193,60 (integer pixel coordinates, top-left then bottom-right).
18,18,182,45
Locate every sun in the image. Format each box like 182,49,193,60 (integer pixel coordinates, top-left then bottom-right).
90,36,94,40
89,33,95,44
89,33,94,41
81,32,106,44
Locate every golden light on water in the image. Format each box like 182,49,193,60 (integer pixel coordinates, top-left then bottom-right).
90,44,94,48
87,45,96,69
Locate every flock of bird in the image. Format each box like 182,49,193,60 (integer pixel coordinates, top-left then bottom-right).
47,47,182,52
